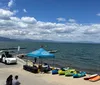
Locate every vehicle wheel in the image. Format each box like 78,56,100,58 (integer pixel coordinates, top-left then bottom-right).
14,63,17,65
1,59,3,63
0,59,2,62
5,60,7,64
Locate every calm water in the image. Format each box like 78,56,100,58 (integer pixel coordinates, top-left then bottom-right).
0,41,100,74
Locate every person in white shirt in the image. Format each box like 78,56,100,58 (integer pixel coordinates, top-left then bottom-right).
12,75,20,85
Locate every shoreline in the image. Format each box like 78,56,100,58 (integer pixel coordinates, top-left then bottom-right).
18,55,100,75
0,57,100,85
0,41,100,76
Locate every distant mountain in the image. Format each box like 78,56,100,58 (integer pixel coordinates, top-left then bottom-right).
0,36,98,44
18,39,55,42
75,41,96,44
0,37,17,41
0,37,54,42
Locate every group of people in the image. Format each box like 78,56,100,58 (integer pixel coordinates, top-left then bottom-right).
32,61,51,73
38,63,51,73
6,75,20,85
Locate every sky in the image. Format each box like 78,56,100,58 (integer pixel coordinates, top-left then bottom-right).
0,0,100,42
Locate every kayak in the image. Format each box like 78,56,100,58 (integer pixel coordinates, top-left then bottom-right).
73,71,86,78
84,74,98,80
89,75,100,82
65,69,77,76
52,69,58,75
58,70,65,75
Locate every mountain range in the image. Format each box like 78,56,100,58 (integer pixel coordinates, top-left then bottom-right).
0,36,54,42
0,37,17,41
0,36,97,44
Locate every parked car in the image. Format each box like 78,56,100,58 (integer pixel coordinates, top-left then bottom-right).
0,51,17,64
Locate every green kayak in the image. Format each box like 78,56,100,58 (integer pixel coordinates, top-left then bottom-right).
58,70,65,75
65,69,77,76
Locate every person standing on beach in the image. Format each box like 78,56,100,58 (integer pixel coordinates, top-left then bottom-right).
6,75,13,85
34,57,37,63
12,75,21,85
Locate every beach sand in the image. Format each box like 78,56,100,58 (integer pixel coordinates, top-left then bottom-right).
0,59,100,85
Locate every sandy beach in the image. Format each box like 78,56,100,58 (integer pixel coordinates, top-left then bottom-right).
0,58,100,85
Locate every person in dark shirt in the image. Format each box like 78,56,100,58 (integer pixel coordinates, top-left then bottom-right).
34,57,37,63
6,75,13,85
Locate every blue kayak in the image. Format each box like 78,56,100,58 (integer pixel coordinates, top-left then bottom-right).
52,69,58,75
73,71,86,78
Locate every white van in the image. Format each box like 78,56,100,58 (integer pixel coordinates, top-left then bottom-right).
0,51,17,64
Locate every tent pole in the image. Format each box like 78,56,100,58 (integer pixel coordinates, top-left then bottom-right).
52,58,54,68
41,58,42,65
26,57,28,65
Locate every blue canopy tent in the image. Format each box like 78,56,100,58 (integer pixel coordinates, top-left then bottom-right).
26,48,55,64
27,48,55,58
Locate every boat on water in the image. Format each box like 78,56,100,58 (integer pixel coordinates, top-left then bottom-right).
48,50,58,53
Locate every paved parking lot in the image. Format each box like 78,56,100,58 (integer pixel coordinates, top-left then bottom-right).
0,62,20,68
0,58,25,68
0,58,25,85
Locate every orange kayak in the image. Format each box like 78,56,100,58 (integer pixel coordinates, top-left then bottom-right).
84,74,98,80
89,75,100,82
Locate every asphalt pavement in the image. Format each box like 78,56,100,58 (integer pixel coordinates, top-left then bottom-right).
0,57,25,68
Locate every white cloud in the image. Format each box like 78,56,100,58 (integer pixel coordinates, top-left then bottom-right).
84,24,100,34
10,17,20,22
0,9,14,19
96,13,100,16
53,23,78,33
13,10,19,15
0,9,100,42
23,9,27,13
37,21,57,29
8,0,14,8
57,17,66,22
17,22,28,28
68,19,76,23
21,17,37,24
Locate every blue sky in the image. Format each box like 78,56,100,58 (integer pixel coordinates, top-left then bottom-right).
14,0,100,23
0,0,100,42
